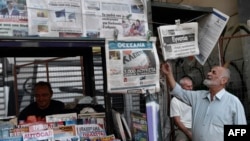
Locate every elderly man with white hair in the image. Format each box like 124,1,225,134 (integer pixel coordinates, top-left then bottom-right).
161,62,247,141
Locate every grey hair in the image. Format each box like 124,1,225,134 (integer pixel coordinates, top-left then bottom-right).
179,76,193,85
222,67,230,80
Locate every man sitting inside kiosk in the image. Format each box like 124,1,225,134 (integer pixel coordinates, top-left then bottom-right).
18,81,65,123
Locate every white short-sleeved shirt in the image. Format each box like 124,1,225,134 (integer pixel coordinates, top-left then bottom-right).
170,97,192,128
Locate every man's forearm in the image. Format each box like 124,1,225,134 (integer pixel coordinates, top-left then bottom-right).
165,73,176,90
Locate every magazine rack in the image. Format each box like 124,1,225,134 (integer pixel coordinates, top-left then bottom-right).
0,36,113,134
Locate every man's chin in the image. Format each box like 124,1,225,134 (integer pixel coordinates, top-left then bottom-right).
203,79,219,87
37,104,48,109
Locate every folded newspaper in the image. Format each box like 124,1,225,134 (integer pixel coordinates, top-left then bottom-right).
157,22,199,61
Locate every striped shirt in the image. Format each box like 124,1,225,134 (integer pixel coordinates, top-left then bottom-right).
171,84,247,141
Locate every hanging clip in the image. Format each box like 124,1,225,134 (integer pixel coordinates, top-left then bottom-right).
113,28,119,41
175,19,182,30
140,88,148,97
146,30,152,42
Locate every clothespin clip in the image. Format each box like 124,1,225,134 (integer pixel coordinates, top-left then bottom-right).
113,28,119,41
146,89,150,96
146,30,152,42
175,19,182,30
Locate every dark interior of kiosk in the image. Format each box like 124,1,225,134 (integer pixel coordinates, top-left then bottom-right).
0,37,115,133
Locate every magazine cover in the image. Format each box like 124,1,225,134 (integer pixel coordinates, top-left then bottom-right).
78,112,106,129
45,113,77,123
130,111,147,141
54,135,80,141
22,129,54,141
9,127,29,137
28,123,49,132
0,136,23,141
90,134,116,141
76,124,106,140
53,125,77,136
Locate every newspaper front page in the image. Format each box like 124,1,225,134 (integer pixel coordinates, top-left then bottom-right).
105,38,160,94
0,0,28,37
158,22,199,60
195,8,229,65
26,0,49,36
82,0,148,39
27,0,82,37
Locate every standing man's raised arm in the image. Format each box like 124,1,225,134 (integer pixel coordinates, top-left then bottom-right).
161,62,176,90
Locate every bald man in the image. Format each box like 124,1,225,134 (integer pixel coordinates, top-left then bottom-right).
162,62,246,141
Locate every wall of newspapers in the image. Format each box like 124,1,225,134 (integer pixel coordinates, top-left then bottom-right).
0,0,161,94
0,0,162,141
0,0,149,39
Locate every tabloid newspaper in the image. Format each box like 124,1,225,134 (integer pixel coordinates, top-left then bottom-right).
157,22,199,61
105,38,160,94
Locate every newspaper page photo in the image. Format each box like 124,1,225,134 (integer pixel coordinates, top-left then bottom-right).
105,39,160,94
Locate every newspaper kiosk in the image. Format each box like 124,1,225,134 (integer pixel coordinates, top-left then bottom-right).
0,36,114,135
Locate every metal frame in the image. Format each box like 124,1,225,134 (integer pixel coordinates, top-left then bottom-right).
0,36,112,134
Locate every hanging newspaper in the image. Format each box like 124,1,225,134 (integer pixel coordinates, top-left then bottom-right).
195,8,229,65
158,22,199,61
0,0,28,37
81,0,148,39
26,0,83,37
105,38,160,94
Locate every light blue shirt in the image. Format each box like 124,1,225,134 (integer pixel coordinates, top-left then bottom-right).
171,84,247,141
